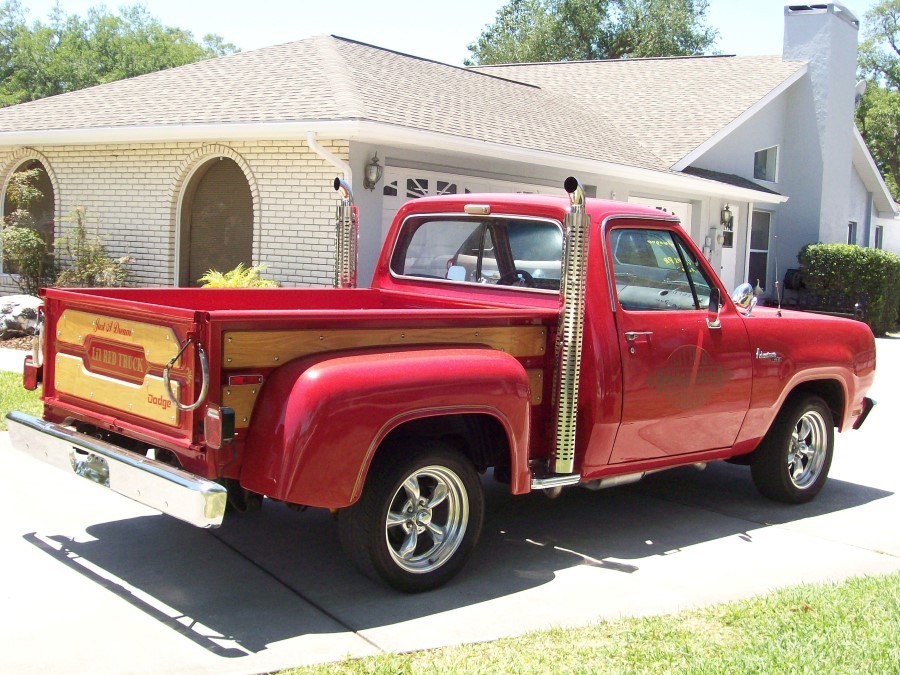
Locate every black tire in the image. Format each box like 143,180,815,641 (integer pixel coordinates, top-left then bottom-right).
751,394,834,504
338,442,484,593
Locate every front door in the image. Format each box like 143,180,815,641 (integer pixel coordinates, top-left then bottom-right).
607,225,752,464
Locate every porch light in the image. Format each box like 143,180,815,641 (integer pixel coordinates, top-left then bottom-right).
720,204,734,231
364,153,383,191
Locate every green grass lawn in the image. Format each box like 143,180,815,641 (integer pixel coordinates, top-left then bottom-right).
0,370,42,431
287,572,900,674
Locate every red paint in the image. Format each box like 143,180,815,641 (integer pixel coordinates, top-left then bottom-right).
30,193,875,514
83,336,148,384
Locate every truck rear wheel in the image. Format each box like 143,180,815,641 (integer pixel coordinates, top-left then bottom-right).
339,442,484,593
751,394,834,504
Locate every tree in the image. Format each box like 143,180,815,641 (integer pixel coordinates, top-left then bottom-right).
0,1,238,107
857,0,900,200
466,0,717,65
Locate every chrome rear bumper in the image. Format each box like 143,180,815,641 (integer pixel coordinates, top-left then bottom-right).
6,411,226,528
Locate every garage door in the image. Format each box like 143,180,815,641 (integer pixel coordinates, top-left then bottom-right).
381,168,562,240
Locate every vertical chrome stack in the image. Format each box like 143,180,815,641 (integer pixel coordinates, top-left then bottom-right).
333,177,359,288
552,177,590,474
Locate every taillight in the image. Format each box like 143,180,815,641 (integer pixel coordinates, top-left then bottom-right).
23,355,41,391
204,405,235,450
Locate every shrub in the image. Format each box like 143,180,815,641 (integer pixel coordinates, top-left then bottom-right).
1,168,56,295
55,207,131,287
799,243,900,335
198,263,278,288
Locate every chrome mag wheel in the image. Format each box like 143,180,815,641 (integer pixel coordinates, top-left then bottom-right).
385,465,469,575
787,408,829,489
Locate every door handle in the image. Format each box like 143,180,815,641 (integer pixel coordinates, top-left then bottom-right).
624,331,653,354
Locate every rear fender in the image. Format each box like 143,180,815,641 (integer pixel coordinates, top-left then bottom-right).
240,347,532,508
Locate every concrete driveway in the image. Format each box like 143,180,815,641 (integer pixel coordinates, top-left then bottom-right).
2,338,898,674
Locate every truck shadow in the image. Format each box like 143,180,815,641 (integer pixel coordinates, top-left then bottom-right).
23,460,893,659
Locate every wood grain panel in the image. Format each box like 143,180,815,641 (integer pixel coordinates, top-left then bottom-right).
527,369,544,405
57,309,182,366
55,354,181,426
223,326,548,368
221,384,261,427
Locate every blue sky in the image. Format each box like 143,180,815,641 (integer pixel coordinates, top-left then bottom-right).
19,1,880,65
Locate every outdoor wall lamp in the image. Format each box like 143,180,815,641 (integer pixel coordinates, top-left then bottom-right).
720,204,734,231
364,153,383,191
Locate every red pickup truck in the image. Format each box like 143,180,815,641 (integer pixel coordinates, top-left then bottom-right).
7,177,876,592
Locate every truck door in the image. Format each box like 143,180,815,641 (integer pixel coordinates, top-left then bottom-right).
606,225,752,464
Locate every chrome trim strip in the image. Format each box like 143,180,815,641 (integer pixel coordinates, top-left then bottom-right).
531,474,582,490
6,411,226,528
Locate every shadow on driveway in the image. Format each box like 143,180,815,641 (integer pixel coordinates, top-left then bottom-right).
23,460,892,659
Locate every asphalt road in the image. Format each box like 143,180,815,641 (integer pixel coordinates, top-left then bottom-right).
1,338,898,674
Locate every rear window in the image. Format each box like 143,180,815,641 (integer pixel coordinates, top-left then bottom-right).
390,216,563,291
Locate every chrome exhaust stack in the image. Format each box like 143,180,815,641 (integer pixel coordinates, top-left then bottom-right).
551,177,590,475
333,177,359,288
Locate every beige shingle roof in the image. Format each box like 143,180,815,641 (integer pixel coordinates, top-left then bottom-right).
473,56,806,166
0,36,803,173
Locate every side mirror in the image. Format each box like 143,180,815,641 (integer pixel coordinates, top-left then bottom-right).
731,282,757,314
707,288,721,329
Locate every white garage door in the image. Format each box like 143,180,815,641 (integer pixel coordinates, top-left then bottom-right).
381,168,562,240
627,196,691,229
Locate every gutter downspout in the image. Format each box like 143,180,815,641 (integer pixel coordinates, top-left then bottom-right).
308,132,357,288
307,131,352,183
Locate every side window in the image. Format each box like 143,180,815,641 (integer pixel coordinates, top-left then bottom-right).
611,228,712,311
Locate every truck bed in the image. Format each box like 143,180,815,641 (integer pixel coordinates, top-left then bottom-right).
38,286,558,477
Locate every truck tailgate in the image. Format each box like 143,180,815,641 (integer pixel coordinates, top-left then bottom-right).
41,289,205,450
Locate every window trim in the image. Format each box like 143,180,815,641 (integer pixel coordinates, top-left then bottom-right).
388,211,564,295
753,145,779,184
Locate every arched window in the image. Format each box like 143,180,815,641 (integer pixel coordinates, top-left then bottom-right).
2,159,55,275
178,157,253,287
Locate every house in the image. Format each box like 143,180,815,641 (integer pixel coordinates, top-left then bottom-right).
0,2,895,296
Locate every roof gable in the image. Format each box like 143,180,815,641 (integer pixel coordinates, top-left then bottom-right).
473,55,807,166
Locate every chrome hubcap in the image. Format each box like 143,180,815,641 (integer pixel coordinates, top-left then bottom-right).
385,465,468,574
787,409,828,489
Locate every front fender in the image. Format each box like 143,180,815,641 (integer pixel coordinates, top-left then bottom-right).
240,347,532,508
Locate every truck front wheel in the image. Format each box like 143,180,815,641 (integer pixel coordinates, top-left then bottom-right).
339,443,484,593
751,394,834,504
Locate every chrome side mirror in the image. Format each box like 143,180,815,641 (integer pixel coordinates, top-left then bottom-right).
731,282,757,315
707,288,721,329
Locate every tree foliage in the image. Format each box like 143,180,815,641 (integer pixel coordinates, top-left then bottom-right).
857,0,900,200
466,0,717,65
0,1,238,107
1,168,56,295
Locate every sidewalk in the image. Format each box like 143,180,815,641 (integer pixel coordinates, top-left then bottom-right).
0,347,26,373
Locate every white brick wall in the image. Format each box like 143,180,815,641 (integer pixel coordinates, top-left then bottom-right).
0,140,348,292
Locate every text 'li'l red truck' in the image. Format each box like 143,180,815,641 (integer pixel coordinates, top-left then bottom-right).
7,177,876,592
